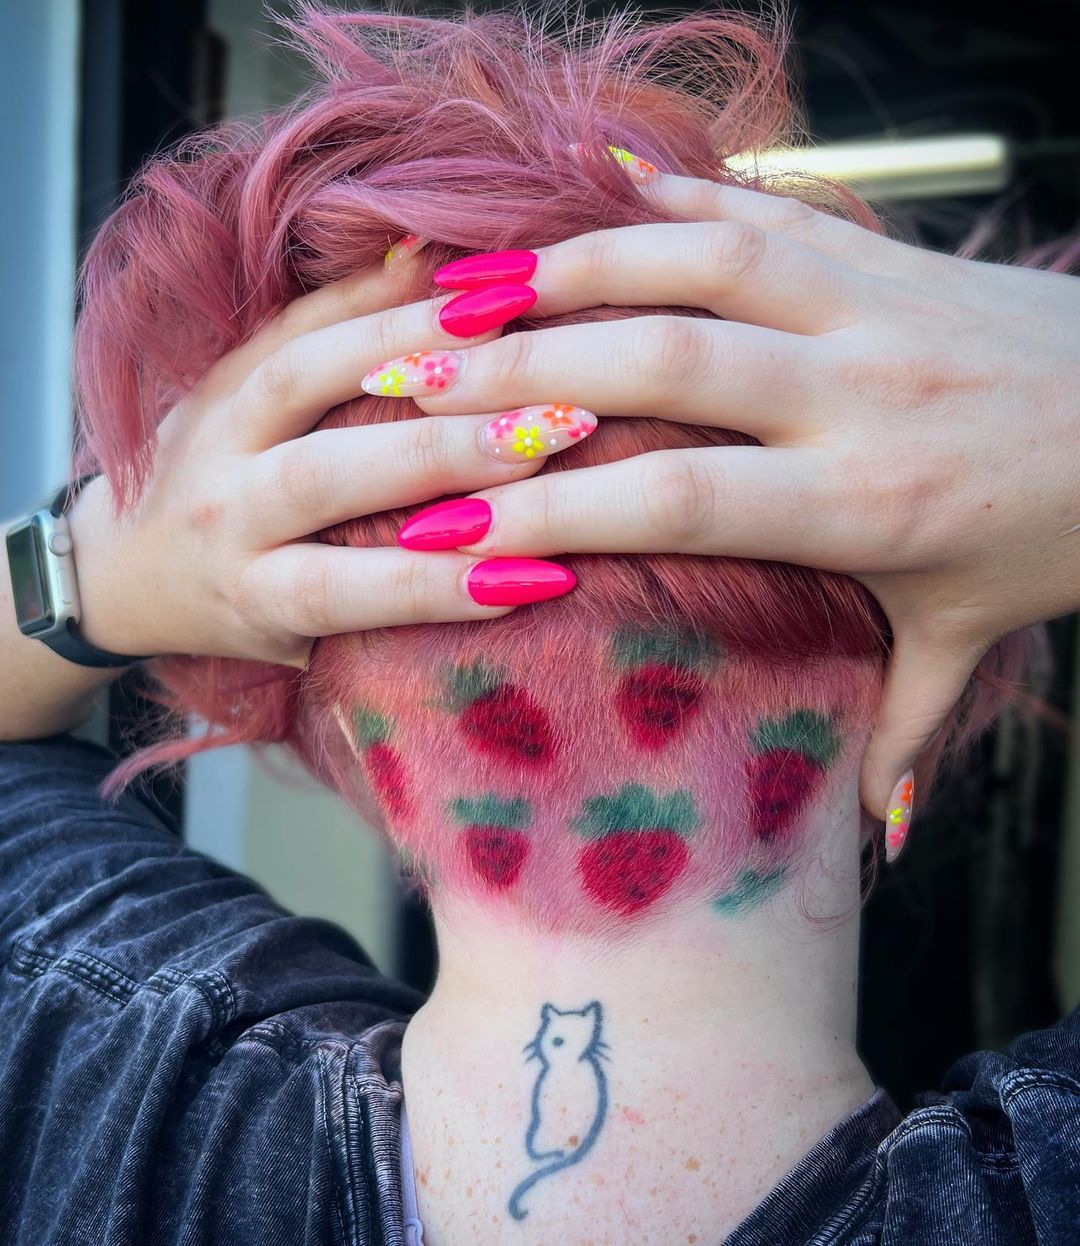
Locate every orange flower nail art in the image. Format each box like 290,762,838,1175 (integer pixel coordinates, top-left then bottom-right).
884,769,915,864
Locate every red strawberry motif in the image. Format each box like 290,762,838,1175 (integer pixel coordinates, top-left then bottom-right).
439,660,556,765
450,795,532,889
352,708,412,819
572,784,699,916
747,710,842,845
609,627,721,751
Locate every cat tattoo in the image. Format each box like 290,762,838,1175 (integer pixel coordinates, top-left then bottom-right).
507,1001,611,1221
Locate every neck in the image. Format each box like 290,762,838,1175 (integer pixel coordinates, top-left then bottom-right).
400,779,874,1244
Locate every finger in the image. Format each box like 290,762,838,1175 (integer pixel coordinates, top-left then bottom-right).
445,221,872,335
229,250,430,377
245,545,576,637
858,625,984,821
227,291,508,451
414,317,824,443
643,172,925,277
244,406,597,547
455,443,845,562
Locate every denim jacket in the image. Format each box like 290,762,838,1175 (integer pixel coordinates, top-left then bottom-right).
1,735,1078,1245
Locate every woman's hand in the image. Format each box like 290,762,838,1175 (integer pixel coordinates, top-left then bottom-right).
399,175,1080,818
69,264,581,672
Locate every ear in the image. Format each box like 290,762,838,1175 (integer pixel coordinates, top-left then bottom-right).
541,1003,556,1022
584,1001,602,1019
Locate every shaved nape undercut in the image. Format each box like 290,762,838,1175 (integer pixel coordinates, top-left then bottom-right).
320,613,880,938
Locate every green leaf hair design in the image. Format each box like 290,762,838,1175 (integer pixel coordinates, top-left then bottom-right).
449,794,531,829
449,791,534,890
747,709,842,845
609,625,722,673
711,867,788,916
572,783,700,917
437,658,557,766
749,709,842,767
571,783,700,839
351,704,411,819
608,625,721,752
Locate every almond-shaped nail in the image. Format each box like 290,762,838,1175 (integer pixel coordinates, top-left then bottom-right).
885,769,915,864
467,558,576,607
480,404,597,462
361,350,465,398
384,234,430,272
438,283,537,337
397,498,492,551
434,249,539,290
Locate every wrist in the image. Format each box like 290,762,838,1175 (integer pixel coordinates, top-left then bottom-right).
66,477,153,661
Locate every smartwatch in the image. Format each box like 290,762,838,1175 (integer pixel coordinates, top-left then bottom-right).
5,476,148,668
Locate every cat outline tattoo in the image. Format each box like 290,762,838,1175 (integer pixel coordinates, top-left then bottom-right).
507,1000,611,1221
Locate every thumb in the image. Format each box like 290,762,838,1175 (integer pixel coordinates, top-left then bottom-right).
859,624,983,847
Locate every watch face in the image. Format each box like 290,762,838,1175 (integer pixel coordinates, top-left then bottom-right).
6,520,54,633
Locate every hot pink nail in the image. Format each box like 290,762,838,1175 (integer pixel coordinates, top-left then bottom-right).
434,250,539,290
467,558,576,607
397,498,492,550
438,284,537,337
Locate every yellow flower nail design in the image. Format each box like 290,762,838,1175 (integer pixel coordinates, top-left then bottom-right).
512,425,544,458
480,406,598,462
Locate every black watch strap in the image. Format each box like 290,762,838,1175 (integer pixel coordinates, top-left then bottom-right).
42,476,149,669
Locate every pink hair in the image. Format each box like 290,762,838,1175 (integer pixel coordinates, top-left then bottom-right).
71,4,1043,933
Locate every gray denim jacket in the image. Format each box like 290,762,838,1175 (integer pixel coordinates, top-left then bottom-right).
1,736,1078,1244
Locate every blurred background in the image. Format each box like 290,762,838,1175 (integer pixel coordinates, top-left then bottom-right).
3,0,1078,1108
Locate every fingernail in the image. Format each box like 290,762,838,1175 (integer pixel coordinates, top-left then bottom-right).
480,404,597,462
434,249,539,290
384,234,430,272
884,769,915,864
608,145,659,184
397,498,492,551
438,283,537,337
467,558,576,607
361,349,465,398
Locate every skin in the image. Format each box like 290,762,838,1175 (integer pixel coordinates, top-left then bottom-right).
1,176,1079,823
401,773,873,1244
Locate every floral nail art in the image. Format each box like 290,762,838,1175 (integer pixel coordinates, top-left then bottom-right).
608,146,658,184
885,770,915,863
480,404,597,461
384,233,430,271
360,350,465,398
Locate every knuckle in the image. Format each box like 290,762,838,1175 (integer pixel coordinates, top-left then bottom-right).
280,554,337,635
385,555,434,619
767,194,819,233
275,446,327,517
253,345,301,408
702,220,768,282
641,451,717,546
400,417,456,488
573,229,621,288
639,316,709,388
685,178,727,219
489,330,535,392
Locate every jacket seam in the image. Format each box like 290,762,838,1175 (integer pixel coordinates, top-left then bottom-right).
5,935,237,1028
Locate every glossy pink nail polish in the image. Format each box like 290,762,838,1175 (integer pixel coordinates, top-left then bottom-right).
438,284,537,338
397,498,492,551
434,250,539,290
467,558,577,607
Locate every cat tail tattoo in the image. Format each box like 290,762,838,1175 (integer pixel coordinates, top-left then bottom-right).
507,1001,611,1222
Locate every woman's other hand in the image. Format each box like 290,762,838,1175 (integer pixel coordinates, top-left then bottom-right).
69,262,585,672
403,176,1080,818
